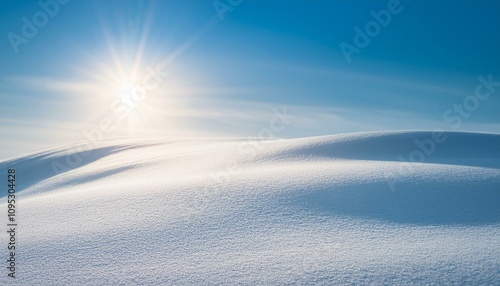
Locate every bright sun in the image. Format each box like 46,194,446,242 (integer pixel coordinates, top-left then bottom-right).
118,82,139,109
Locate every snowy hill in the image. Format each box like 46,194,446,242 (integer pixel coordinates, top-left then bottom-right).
1,131,499,284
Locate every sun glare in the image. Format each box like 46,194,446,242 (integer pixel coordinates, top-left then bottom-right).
72,6,214,138
118,81,139,109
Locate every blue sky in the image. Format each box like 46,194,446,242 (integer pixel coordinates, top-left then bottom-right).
1,0,499,159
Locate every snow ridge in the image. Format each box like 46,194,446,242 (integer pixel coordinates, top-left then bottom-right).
1,131,499,285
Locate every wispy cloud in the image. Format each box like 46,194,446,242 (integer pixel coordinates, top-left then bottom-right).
3,75,102,94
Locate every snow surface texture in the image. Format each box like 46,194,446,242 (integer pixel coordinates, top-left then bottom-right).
1,131,499,285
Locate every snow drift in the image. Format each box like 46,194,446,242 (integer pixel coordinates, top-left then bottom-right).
1,131,499,284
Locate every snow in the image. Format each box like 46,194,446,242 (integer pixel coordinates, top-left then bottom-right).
1,131,499,284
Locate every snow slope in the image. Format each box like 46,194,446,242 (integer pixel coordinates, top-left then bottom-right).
1,131,499,285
